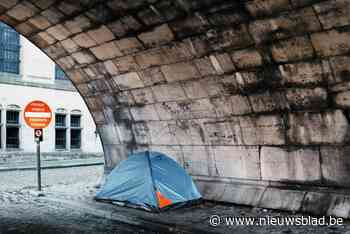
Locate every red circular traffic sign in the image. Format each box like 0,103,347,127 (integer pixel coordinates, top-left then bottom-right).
24,100,52,129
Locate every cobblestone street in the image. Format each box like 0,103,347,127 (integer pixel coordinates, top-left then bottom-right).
0,165,160,234
0,199,156,234
0,165,350,234
0,165,103,192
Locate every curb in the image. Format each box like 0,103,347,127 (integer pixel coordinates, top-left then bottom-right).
0,161,104,172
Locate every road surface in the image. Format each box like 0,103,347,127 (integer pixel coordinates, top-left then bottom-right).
0,165,349,234
0,165,159,234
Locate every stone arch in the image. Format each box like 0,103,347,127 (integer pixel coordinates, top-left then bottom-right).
2,0,350,217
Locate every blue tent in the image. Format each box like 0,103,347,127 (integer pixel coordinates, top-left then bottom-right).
95,151,201,211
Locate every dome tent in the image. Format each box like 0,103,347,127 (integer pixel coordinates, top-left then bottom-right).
95,151,202,211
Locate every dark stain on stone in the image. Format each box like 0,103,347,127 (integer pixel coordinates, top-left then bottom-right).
131,102,147,108
266,20,307,43
196,122,206,143
258,66,283,87
113,108,129,122
332,196,343,207
321,178,346,188
178,101,192,112
113,107,139,152
336,25,350,33
87,4,115,24
177,120,190,130
222,83,239,95
282,229,293,234
342,109,350,125
288,92,328,111
153,81,166,86
339,70,350,82
126,139,140,152
302,193,332,215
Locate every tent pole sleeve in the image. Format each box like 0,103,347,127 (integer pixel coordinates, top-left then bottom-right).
147,151,160,210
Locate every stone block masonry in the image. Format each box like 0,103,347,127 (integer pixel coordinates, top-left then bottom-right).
2,0,350,217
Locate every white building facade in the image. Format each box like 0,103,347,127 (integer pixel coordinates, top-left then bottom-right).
0,23,103,158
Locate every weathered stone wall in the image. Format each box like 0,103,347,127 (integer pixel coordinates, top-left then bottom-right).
2,0,350,217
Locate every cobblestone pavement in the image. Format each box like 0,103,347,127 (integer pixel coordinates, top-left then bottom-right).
0,165,104,192
0,165,160,234
1,166,350,234
0,199,158,234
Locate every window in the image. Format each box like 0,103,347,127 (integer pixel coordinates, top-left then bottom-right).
55,65,67,80
55,114,66,127
6,110,19,124
0,23,20,74
71,115,81,128
55,114,66,150
6,110,19,148
70,115,81,149
55,129,66,150
71,129,81,149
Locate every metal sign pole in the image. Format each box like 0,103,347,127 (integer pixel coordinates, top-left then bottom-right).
36,138,41,191
24,101,52,193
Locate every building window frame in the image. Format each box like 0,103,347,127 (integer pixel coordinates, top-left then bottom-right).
55,65,67,80
55,113,67,150
0,22,20,74
5,108,20,149
70,113,82,150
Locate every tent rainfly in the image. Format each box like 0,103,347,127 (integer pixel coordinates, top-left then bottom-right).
95,151,202,211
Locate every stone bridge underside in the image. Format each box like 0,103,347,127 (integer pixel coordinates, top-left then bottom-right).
3,0,350,217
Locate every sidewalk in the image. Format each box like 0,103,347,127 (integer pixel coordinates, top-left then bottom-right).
0,158,104,172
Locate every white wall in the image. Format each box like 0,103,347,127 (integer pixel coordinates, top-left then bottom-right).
20,37,55,84
0,83,103,153
0,35,103,154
